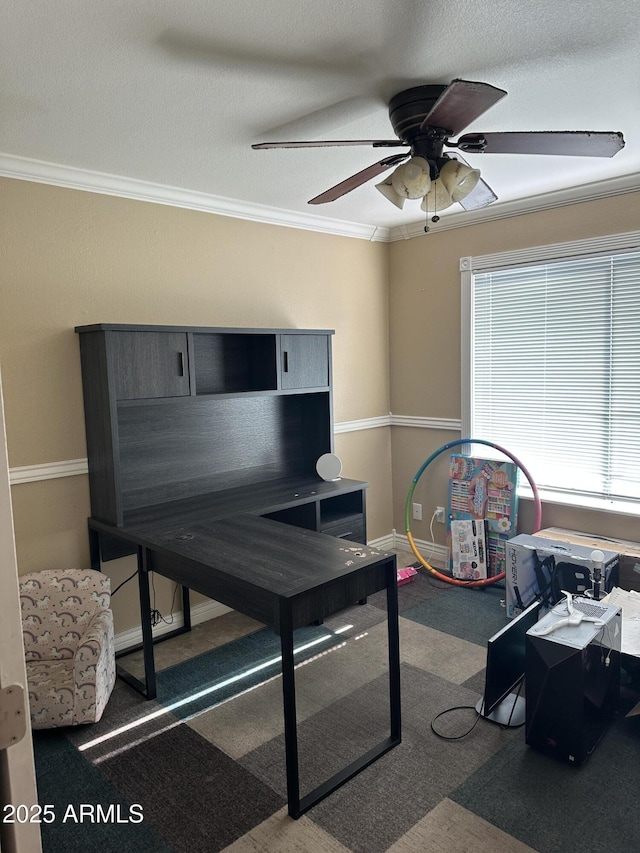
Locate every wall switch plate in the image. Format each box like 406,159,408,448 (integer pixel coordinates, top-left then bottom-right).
412,502,422,521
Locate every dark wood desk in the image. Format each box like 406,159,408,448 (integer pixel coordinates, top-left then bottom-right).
89,513,401,819
77,324,400,815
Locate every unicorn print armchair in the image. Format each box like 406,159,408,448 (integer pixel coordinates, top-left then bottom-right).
19,569,116,729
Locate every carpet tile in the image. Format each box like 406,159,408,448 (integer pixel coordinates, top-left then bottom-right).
118,611,264,679
386,798,539,853
241,663,518,853
154,623,342,720
30,562,640,853
220,806,352,853
452,715,640,853
186,670,324,760
402,583,507,645
32,728,175,853
97,723,284,853
396,615,488,684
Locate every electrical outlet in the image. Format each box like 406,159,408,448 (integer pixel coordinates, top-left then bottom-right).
435,506,446,523
412,502,422,521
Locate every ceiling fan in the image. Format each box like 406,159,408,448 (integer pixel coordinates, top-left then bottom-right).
252,79,625,217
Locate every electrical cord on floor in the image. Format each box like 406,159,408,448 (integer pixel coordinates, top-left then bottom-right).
430,705,482,740
431,676,526,739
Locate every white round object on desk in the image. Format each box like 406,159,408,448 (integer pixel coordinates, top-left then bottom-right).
316,453,342,481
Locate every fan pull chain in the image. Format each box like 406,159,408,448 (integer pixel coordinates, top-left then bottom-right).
423,172,441,233
431,176,440,225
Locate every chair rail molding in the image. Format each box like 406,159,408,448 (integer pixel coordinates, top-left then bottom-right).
9,458,89,485
9,416,461,485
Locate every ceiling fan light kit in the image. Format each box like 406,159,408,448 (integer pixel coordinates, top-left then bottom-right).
421,179,453,213
375,177,406,209
390,156,431,199
252,78,625,224
438,159,481,202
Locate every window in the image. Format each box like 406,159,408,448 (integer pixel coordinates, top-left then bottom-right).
461,232,640,512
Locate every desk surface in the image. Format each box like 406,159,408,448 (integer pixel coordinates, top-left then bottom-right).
91,495,399,817
92,511,394,630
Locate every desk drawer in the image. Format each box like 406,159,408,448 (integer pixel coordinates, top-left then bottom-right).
321,515,365,544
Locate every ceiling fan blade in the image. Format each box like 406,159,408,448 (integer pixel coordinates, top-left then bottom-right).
261,96,383,141
421,79,507,136
252,139,405,150
157,29,371,78
308,153,409,204
447,151,498,209
455,131,625,157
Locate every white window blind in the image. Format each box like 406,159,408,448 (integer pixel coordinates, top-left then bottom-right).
468,248,640,507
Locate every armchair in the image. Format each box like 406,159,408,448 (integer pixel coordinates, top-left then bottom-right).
19,568,116,729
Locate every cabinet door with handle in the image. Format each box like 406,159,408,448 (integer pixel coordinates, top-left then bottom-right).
280,334,329,390
112,331,190,400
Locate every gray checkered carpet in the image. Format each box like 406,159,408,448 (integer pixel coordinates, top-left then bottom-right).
33,570,640,852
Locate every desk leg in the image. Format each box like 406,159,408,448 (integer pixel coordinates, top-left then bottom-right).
182,585,191,631
88,526,100,571
281,558,401,819
88,523,192,700
280,604,301,817
115,546,158,701
386,559,402,739
138,548,157,699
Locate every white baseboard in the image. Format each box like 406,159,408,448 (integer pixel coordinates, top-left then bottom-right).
114,597,231,653
367,532,396,552
390,531,449,569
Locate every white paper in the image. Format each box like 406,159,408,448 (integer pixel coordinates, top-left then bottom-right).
602,587,640,656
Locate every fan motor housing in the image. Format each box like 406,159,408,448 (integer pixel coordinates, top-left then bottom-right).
389,84,450,162
389,85,447,138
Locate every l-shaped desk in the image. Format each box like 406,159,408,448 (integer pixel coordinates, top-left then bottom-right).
88,479,401,819
76,324,401,817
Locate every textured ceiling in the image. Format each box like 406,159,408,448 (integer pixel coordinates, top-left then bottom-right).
3,1,640,232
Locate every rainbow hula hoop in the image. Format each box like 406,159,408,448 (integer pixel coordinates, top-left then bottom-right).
405,439,542,587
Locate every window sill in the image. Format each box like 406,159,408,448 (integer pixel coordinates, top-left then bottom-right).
518,486,640,518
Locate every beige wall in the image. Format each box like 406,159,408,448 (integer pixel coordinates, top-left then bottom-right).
1,178,391,632
389,190,640,548
3,176,639,633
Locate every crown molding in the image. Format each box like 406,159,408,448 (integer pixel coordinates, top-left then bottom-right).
0,152,390,243
3,152,639,245
388,172,640,241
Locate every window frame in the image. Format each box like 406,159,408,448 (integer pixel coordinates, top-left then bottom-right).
460,229,640,516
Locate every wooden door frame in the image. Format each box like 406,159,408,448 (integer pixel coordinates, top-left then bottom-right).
0,367,41,853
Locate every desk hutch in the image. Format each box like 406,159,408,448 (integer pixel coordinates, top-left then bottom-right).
76,324,367,544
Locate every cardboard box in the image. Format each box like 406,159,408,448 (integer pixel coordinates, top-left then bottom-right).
450,519,488,580
536,527,640,593
505,533,619,618
447,455,519,577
